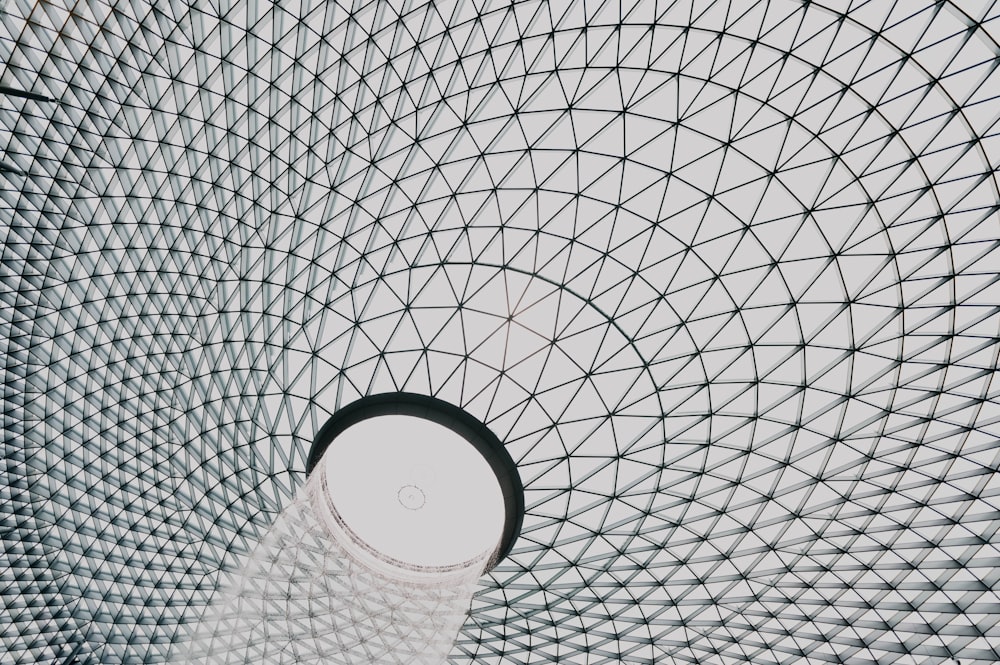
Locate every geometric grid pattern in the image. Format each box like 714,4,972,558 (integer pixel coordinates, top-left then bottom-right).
178,474,484,665
2,1,1000,663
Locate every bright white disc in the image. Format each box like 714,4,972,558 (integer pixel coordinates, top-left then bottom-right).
323,415,506,569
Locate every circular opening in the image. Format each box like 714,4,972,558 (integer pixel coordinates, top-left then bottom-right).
308,393,524,574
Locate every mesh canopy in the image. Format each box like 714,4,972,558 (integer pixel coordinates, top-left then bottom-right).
2,1,1000,664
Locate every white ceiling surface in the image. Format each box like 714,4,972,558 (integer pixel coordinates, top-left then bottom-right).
2,0,1000,663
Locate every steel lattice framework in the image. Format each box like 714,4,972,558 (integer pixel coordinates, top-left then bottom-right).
2,0,1000,663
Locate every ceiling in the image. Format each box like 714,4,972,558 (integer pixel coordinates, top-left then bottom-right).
2,0,1000,663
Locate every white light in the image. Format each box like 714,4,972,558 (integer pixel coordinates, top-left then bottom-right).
322,415,506,571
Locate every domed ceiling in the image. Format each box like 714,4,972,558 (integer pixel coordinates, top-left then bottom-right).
2,0,1000,663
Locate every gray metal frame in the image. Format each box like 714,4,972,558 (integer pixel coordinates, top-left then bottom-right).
2,1,1000,663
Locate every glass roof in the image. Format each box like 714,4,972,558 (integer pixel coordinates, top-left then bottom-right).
2,0,1000,663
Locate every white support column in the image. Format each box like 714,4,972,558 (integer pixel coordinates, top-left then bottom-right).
180,469,487,665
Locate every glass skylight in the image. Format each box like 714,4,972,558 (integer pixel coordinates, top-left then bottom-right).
1,1,1000,664
321,414,506,571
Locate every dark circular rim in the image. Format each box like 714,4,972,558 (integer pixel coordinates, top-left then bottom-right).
307,392,524,570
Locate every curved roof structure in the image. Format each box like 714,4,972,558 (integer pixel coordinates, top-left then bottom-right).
2,1,1000,663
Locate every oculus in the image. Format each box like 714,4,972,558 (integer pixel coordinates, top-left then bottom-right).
308,393,523,575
